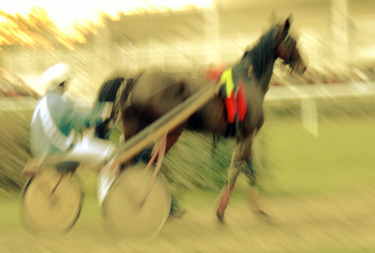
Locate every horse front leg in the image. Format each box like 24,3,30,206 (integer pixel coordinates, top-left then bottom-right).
241,134,268,217
244,158,267,216
216,134,267,222
216,144,242,222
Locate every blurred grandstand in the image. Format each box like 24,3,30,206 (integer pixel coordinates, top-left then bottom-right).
0,0,374,103
0,68,40,99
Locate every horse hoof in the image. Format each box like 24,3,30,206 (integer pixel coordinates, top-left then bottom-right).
216,213,224,223
216,209,225,223
255,210,275,224
258,210,268,216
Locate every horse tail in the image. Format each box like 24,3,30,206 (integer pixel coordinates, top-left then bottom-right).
95,77,125,139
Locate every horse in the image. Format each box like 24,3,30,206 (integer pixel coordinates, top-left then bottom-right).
95,17,307,222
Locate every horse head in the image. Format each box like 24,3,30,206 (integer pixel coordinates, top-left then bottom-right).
275,17,307,75
235,16,306,94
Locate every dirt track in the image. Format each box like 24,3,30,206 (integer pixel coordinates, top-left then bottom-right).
1,188,375,253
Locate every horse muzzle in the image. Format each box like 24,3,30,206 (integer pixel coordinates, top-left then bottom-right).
292,59,307,75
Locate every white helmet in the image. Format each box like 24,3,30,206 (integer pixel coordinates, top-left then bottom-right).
40,63,74,91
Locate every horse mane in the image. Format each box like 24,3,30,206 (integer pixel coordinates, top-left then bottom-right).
239,25,280,80
97,77,124,102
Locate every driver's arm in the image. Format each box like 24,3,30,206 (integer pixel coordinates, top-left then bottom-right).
68,101,112,132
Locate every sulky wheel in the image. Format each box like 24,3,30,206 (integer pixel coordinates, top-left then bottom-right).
21,167,83,235
102,162,171,241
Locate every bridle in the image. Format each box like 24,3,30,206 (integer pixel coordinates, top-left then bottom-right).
280,35,302,71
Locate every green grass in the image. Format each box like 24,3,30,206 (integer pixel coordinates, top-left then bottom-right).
0,194,23,228
259,113,375,197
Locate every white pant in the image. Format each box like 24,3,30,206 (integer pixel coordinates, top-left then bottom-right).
59,129,118,204
63,129,117,170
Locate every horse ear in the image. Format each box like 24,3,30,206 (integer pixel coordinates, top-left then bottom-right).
278,16,292,39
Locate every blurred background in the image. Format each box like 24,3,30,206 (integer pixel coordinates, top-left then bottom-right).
1,0,375,252
2,0,375,100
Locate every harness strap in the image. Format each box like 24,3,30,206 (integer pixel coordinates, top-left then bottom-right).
219,68,236,98
105,79,128,139
32,97,76,151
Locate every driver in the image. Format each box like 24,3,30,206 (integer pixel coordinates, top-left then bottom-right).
24,63,116,176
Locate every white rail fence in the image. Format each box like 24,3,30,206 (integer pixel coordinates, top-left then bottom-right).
265,82,375,136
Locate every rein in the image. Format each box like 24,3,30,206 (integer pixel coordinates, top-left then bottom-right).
281,36,300,71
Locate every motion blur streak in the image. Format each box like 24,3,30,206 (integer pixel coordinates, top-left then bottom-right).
1,0,375,252
0,0,214,49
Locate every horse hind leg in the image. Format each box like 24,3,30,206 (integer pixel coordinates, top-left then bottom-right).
216,167,240,223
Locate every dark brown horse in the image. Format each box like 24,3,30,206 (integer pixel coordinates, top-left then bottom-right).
96,17,307,221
